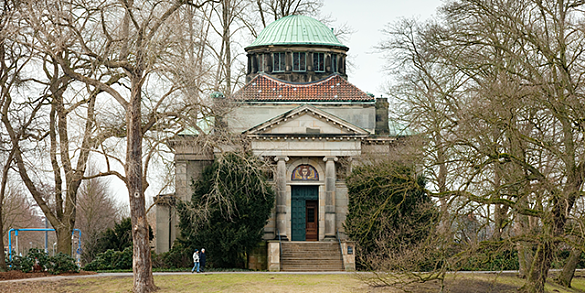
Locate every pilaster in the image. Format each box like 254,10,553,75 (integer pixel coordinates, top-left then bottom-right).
323,156,337,239
275,156,289,240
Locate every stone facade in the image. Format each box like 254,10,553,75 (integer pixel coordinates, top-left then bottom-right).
155,139,213,253
155,16,400,268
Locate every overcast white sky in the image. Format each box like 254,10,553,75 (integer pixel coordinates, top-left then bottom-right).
321,0,443,96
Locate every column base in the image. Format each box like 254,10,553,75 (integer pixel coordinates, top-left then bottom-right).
275,235,289,241
323,235,337,241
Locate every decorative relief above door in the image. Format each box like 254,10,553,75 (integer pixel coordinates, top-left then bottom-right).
292,164,319,181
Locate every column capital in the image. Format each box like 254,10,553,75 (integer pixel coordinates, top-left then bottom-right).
274,156,289,162
323,156,338,162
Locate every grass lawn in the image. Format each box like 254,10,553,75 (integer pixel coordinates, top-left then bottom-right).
2,273,371,293
4,271,585,293
76,274,369,293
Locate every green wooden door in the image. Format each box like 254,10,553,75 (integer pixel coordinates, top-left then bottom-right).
291,185,319,241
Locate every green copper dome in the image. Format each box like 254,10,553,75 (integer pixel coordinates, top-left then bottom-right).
246,15,348,50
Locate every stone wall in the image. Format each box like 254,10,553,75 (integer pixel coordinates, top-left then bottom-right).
247,241,268,271
156,138,213,254
335,182,349,237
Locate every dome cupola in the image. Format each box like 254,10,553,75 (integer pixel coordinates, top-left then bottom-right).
245,15,349,83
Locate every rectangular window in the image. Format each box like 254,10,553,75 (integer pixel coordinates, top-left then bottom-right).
307,208,315,222
292,52,306,72
273,52,285,72
313,52,324,72
259,54,270,72
332,54,338,73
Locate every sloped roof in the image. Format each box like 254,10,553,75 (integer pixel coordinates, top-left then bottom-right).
246,15,347,50
232,74,374,103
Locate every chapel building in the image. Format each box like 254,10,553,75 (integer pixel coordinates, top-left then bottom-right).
156,15,406,271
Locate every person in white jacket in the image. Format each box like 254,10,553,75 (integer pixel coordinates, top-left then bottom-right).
191,249,200,273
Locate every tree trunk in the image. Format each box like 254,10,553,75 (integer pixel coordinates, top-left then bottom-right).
493,204,504,240
0,151,12,272
0,207,5,272
127,77,156,293
555,247,580,287
435,136,450,237
0,36,6,272
517,241,534,279
224,6,231,96
492,155,507,241
55,227,72,256
520,242,553,293
515,195,533,278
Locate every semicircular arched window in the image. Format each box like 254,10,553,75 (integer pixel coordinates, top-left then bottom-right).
292,164,319,181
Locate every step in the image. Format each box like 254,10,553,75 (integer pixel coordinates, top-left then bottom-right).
280,253,341,260
279,241,345,272
282,263,343,270
281,260,343,266
282,266,343,270
282,254,341,258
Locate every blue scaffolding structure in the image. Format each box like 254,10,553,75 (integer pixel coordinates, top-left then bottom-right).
7,228,82,265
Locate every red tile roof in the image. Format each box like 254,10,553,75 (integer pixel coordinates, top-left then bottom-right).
232,74,374,102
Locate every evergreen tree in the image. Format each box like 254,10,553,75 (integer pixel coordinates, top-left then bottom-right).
345,161,437,270
176,152,275,268
94,218,153,254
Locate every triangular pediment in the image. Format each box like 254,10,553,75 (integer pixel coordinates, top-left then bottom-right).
243,104,370,136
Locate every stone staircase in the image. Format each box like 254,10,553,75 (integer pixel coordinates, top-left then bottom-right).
280,241,344,271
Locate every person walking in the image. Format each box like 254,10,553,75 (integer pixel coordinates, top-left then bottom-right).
199,248,206,273
191,249,200,273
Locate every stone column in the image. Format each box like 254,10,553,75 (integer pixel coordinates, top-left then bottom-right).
324,156,337,240
275,156,289,240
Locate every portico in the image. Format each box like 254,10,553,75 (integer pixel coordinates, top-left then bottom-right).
271,155,340,242
240,102,369,242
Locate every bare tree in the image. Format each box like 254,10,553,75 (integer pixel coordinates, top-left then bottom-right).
1,185,40,251
383,1,585,292
75,166,122,265
250,0,322,30
381,18,465,243
0,0,34,271
1,33,101,260
197,0,249,96
18,0,217,291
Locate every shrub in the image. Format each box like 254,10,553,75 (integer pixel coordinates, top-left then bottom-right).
344,161,438,270
83,246,133,271
93,218,153,255
48,253,79,274
153,243,192,269
8,254,34,273
7,248,78,274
